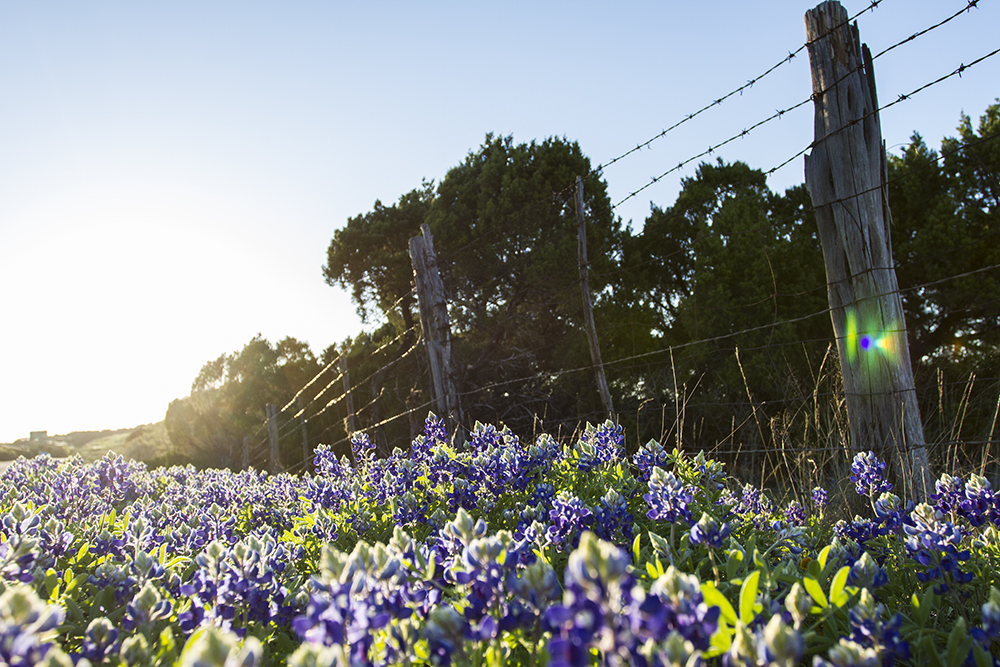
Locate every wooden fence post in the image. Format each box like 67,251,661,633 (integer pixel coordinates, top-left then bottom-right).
576,175,615,419
410,223,464,445
340,356,358,435
803,1,932,500
242,435,250,471
266,402,282,474
297,396,309,472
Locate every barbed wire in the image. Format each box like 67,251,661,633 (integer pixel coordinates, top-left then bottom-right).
591,0,891,178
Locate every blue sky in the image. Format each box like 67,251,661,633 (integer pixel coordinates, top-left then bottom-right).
1,1,997,443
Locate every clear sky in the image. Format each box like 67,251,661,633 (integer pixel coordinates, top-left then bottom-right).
1,1,997,444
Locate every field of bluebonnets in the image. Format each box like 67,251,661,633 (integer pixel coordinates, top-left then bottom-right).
2,414,999,666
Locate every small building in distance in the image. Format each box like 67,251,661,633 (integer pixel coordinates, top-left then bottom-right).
29,431,48,442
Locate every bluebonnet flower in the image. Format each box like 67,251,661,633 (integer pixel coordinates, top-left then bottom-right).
313,444,351,480
123,581,173,633
0,503,40,584
850,451,892,498
931,473,965,516
633,439,671,483
813,638,881,667
784,500,807,526
75,617,120,664
846,552,888,590
689,512,730,549
641,566,721,652
733,484,774,528
593,488,635,545
546,492,594,551
438,507,487,550
178,626,263,667
0,583,67,666
424,604,470,667
903,502,973,595
644,467,694,526
571,420,624,472
422,412,450,449
730,615,804,667
846,589,910,667
544,532,642,666
971,586,1000,649
351,433,376,469
959,474,994,528
812,486,829,510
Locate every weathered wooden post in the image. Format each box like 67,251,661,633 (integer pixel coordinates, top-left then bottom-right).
340,356,358,434
576,175,615,419
803,1,932,499
410,223,465,445
266,402,282,474
242,435,250,471
297,396,309,472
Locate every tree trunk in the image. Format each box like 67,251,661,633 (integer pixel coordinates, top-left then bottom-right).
804,1,933,500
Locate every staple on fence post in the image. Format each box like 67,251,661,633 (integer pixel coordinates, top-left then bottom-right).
576,175,615,420
266,402,281,475
803,0,932,500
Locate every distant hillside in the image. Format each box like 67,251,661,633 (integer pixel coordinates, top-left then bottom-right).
0,422,176,465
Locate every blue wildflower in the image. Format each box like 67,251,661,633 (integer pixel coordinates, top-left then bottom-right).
850,451,892,498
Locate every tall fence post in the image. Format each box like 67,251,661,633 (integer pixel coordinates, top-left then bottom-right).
576,175,615,419
803,1,932,500
410,223,464,445
242,436,250,471
266,402,282,474
341,356,358,435
297,396,309,472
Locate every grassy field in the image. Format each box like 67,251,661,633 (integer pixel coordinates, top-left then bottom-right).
0,421,174,466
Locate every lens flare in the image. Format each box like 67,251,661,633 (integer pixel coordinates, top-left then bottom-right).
845,309,899,367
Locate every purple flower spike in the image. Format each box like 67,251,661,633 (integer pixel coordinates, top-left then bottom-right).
850,452,892,498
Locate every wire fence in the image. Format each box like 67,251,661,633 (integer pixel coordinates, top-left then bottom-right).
231,0,998,495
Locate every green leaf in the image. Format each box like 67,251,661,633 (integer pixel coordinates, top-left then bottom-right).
726,548,744,580
973,644,993,667
817,545,832,571
64,597,85,623
946,618,972,667
803,576,828,609
632,533,641,564
829,566,850,607
701,582,738,626
706,617,732,657
739,570,760,624
645,561,659,580
922,635,945,667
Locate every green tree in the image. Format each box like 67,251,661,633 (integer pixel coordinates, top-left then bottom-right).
323,181,435,329
888,100,1000,366
425,134,624,431
622,160,830,455
322,134,623,434
165,335,324,468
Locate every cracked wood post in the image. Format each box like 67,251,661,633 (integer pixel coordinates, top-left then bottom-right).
804,1,932,500
576,175,615,419
410,223,465,446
